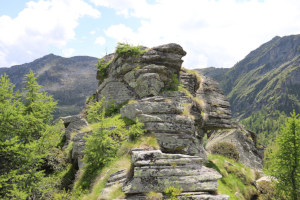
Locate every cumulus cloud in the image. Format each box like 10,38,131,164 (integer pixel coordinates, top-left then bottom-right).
101,0,300,68
90,0,149,17
62,48,75,57
95,36,106,45
0,0,100,67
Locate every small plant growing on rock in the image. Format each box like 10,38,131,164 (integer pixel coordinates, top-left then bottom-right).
128,119,146,141
210,142,240,161
164,186,183,200
162,73,181,91
97,58,110,80
116,42,145,58
146,191,163,200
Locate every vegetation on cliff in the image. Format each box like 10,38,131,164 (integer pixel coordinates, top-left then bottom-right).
264,111,300,200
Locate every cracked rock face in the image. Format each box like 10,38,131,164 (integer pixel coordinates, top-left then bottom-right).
91,43,233,199
123,149,229,200
206,123,264,170
69,43,265,199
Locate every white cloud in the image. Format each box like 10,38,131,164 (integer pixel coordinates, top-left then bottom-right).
62,48,75,57
90,0,149,17
90,30,96,35
102,0,300,68
0,0,100,67
95,36,106,45
104,24,137,42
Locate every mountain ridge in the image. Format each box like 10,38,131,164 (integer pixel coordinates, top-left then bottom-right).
197,34,300,119
0,54,99,118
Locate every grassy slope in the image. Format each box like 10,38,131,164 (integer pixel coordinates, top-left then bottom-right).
207,154,258,200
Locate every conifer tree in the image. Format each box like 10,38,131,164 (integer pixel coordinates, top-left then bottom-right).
0,71,61,199
266,111,300,200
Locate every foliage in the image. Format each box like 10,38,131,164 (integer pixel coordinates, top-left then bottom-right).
210,142,240,161
146,191,163,200
128,119,146,141
207,154,257,200
241,108,287,146
162,73,181,91
105,100,128,117
80,134,159,200
265,111,300,200
86,98,105,123
116,42,145,58
97,59,110,81
164,186,182,200
76,99,146,192
0,72,64,199
257,180,277,200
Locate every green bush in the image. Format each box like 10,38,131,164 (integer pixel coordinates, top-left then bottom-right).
116,42,144,58
162,73,181,91
97,59,110,80
164,186,182,200
86,98,105,123
210,142,240,161
128,119,146,141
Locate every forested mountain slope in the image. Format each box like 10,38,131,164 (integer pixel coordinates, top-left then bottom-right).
197,35,300,119
0,54,99,118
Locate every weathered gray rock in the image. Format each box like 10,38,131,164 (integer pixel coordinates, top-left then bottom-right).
196,75,232,130
123,150,221,194
96,79,136,106
206,123,264,170
135,73,164,98
59,114,88,142
126,193,229,200
120,97,205,157
72,131,92,169
123,149,227,200
141,43,186,71
100,169,128,200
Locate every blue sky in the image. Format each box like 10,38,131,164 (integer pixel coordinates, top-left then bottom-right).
1,0,300,69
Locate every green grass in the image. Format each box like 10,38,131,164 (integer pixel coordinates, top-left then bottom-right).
207,154,258,199
81,156,130,200
116,42,145,58
73,134,159,200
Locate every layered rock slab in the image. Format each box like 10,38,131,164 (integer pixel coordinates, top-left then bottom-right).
123,149,228,200
206,123,264,170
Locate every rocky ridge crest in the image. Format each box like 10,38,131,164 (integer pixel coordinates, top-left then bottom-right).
61,43,263,199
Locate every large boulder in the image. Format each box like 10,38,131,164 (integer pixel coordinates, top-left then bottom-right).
123,149,229,200
59,114,88,142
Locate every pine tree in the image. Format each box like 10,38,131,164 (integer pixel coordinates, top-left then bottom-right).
266,111,300,200
0,72,61,199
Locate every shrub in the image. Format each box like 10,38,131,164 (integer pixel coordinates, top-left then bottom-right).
164,186,182,200
257,180,277,200
97,59,110,80
128,119,146,141
146,191,163,200
162,73,181,91
116,42,145,58
86,98,105,123
210,142,240,161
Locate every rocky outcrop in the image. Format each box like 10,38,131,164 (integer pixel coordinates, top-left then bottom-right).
59,114,88,142
124,149,229,200
197,76,232,131
61,42,265,199
206,123,264,170
72,131,92,169
90,43,233,199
